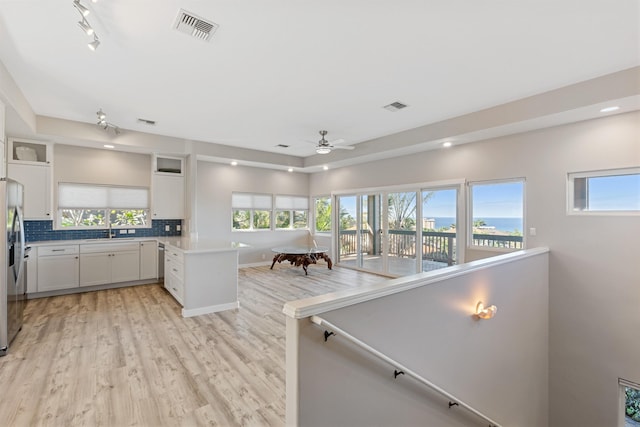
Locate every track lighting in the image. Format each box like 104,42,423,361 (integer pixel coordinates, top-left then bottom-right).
96,109,120,135
73,0,100,50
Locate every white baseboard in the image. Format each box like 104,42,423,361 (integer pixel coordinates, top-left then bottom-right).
182,301,240,317
239,261,272,268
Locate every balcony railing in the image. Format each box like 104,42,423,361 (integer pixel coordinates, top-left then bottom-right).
339,229,523,265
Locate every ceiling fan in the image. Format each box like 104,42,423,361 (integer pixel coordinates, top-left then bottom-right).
314,130,354,154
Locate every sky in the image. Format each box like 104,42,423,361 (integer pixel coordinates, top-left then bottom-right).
587,174,640,210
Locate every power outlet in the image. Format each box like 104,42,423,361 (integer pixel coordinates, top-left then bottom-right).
165,225,170,232
128,229,135,234
119,229,127,235
176,225,181,232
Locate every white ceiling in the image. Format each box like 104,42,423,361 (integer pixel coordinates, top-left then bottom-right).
0,0,639,159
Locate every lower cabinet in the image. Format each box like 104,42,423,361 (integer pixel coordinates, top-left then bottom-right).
37,245,80,291
79,242,140,287
31,240,156,294
139,240,158,280
164,247,184,305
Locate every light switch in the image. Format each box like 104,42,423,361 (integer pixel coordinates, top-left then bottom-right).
529,227,536,236
128,229,135,234
176,225,181,232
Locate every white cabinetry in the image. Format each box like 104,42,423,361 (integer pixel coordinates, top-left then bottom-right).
8,163,52,219
0,101,5,177
79,242,140,286
7,138,53,220
0,100,5,143
36,245,80,291
152,155,184,219
139,240,158,280
164,247,184,304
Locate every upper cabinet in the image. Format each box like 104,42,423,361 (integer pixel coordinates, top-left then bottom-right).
154,155,183,176
0,100,5,144
7,138,53,219
152,154,185,219
8,138,53,165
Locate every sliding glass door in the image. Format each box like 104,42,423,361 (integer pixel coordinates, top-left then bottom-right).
336,182,462,277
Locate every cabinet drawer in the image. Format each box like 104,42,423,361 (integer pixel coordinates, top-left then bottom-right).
166,259,184,278
81,242,140,254
39,245,79,256
166,248,184,263
167,273,184,304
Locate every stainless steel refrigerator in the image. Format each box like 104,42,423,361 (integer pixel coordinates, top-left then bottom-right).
0,178,26,356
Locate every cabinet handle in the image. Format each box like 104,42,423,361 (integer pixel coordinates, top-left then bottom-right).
51,249,65,252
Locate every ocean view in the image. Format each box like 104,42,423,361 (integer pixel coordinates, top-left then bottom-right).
429,217,523,233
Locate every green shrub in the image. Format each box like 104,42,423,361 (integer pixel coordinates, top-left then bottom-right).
627,387,640,422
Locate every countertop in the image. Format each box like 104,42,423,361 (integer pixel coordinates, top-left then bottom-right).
164,238,249,254
27,236,249,254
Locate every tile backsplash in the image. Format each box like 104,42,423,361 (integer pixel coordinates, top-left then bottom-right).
24,219,182,242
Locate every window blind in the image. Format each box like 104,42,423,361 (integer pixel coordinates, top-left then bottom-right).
58,183,149,209
231,193,272,209
275,195,308,210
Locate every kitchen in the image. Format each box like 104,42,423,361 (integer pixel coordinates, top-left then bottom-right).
10,139,247,319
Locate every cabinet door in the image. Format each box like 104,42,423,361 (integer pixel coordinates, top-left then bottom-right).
152,174,184,219
37,255,79,291
80,253,111,286
111,250,140,283
7,163,51,219
139,241,158,280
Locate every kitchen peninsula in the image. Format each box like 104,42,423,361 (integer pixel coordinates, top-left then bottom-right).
163,238,248,317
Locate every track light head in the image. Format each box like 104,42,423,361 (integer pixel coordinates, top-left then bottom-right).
78,19,94,35
96,109,106,120
88,35,100,51
73,0,90,17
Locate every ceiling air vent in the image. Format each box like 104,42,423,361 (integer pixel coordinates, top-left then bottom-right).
137,118,156,126
174,9,218,42
383,101,408,112
276,144,290,148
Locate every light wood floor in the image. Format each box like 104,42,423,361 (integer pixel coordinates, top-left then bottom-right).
0,264,387,426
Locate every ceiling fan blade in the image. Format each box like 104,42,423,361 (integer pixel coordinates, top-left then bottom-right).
332,145,354,150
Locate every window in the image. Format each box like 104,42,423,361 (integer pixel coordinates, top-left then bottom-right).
568,168,640,214
469,179,524,249
232,192,272,231
314,196,332,233
275,195,308,230
57,183,149,229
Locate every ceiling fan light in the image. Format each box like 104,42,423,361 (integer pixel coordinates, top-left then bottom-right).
316,146,331,155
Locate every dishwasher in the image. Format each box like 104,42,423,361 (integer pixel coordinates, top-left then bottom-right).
158,242,165,284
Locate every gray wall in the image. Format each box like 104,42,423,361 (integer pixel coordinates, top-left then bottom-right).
55,144,151,187
308,111,640,426
195,160,312,264
290,250,549,426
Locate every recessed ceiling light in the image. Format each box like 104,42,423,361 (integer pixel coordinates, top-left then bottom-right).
230,161,238,166
600,106,620,113
443,141,452,148
287,168,293,172
323,165,329,171
103,144,114,149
